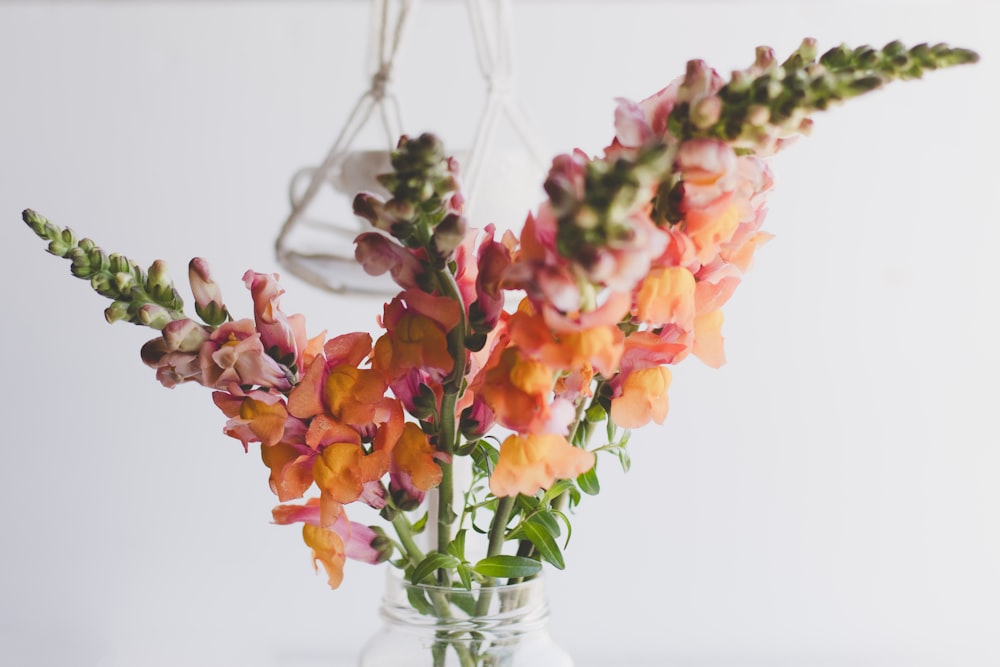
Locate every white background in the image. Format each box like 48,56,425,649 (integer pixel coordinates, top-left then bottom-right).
1,1,998,665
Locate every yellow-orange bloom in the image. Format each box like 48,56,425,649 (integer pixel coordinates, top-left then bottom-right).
391,422,443,492
323,365,389,427
302,524,346,589
634,266,696,328
237,395,288,447
610,366,672,429
313,442,389,505
509,308,623,377
260,441,314,502
490,433,595,497
477,348,554,433
373,313,454,380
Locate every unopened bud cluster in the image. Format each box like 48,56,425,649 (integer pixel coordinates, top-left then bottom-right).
352,133,467,265
548,142,670,265
23,209,185,329
669,39,979,153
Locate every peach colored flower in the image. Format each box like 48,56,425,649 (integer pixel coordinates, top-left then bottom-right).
508,308,624,378
634,266,696,328
490,433,595,497
692,310,726,368
475,347,555,434
610,366,672,429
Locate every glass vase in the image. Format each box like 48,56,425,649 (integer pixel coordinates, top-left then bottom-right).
358,575,573,667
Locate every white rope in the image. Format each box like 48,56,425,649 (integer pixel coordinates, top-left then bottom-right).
462,0,548,219
276,0,418,267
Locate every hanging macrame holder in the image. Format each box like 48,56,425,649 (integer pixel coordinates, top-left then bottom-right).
274,0,549,297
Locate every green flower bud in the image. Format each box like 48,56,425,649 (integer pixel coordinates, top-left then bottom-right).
368,527,395,564
113,271,135,293
138,303,172,330
104,300,130,324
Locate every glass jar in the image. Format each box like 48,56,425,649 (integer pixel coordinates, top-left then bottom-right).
358,575,573,667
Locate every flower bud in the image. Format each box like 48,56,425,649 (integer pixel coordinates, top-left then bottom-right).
189,258,228,326
691,95,722,129
353,192,392,231
138,303,172,330
755,46,777,71
113,271,135,293
431,213,466,260
90,273,116,298
147,259,173,293
104,300,130,324
368,527,395,564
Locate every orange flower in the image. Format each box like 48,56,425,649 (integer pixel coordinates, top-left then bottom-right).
490,433,595,497
610,366,672,428
373,313,453,381
312,440,389,505
212,388,290,450
302,523,346,589
390,422,443,493
476,347,554,433
260,442,314,502
323,365,389,427
634,265,696,328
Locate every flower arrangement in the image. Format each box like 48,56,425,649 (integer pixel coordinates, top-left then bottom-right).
23,38,977,665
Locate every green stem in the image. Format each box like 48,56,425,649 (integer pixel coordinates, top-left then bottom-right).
392,513,426,567
433,266,469,581
473,496,516,618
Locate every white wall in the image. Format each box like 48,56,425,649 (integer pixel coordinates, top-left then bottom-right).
0,1,997,665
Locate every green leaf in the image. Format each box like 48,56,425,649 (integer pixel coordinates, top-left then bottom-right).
470,439,499,477
446,530,467,561
551,510,574,549
528,510,561,537
412,552,460,584
411,512,428,534
406,586,436,616
456,562,473,591
542,479,576,506
522,517,565,570
472,555,542,579
578,464,600,496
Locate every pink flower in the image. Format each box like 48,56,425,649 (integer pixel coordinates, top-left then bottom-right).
471,224,511,331
243,270,308,373
188,258,228,325
140,318,210,388
199,319,292,391
354,232,424,290
282,500,385,564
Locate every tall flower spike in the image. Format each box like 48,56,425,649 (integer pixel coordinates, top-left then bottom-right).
669,40,979,153
23,209,186,328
